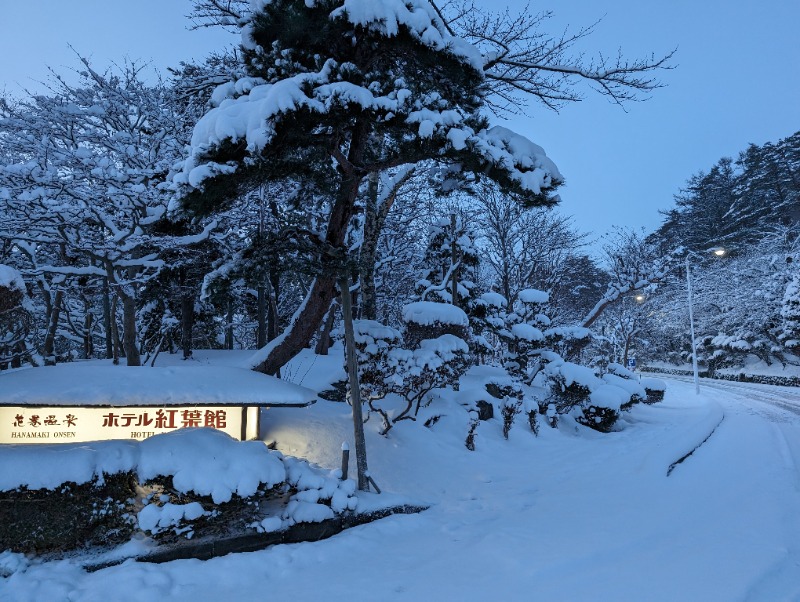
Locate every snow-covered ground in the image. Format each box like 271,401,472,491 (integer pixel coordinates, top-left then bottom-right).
3,361,800,601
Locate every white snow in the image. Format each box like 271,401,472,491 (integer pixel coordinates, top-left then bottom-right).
138,502,207,535
136,428,285,504
0,365,317,407
479,291,507,308
0,438,138,491
402,301,469,327
517,288,549,304
4,353,800,601
603,372,647,400
510,323,544,342
0,264,25,292
0,428,285,500
589,383,629,410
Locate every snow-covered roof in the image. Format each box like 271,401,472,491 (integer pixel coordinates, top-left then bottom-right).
0,365,317,407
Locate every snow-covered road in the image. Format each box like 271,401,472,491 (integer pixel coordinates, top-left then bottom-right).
4,377,800,601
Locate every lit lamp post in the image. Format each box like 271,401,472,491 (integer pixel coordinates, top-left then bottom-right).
686,247,726,394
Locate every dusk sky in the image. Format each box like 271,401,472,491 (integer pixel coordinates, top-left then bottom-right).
1,0,798,247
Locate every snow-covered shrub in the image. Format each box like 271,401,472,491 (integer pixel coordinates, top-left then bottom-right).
578,384,630,432
0,429,361,554
640,376,666,403
0,473,137,554
501,398,523,439
402,301,471,348
528,407,539,435
352,303,471,434
543,359,634,432
543,360,598,414
465,417,480,451
137,428,288,542
577,405,619,432
602,373,646,409
780,274,800,350
607,362,636,379
502,289,551,381
544,325,593,362
485,379,524,439
281,456,358,526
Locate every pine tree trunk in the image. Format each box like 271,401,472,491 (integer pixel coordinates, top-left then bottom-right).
450,213,459,307
267,270,279,342
339,274,370,492
358,168,415,321
252,120,369,375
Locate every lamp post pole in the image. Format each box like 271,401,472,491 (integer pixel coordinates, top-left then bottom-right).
685,256,700,394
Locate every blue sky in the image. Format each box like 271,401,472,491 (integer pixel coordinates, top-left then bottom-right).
1,0,798,245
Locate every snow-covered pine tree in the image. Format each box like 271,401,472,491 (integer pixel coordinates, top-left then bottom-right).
173,0,563,375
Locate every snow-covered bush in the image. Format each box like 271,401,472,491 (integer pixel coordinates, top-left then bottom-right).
542,359,633,432
602,372,646,409
465,417,480,451
280,456,358,526
0,473,137,554
482,379,525,438
352,302,471,434
543,360,598,413
402,301,471,348
640,376,667,403
501,289,551,381
0,429,360,554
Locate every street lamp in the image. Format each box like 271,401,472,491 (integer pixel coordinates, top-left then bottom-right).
686,247,726,394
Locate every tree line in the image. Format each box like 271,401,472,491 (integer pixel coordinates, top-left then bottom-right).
605,130,800,374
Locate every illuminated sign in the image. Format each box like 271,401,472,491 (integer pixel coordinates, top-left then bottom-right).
0,405,260,444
